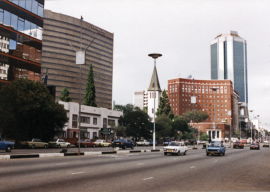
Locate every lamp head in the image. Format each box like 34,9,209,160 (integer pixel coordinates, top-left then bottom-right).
148,53,162,59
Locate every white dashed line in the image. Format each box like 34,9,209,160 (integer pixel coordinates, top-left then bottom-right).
143,177,153,180
190,166,196,169
71,172,84,175
138,163,145,165
56,163,67,165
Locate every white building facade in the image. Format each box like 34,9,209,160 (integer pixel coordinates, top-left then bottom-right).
59,101,123,140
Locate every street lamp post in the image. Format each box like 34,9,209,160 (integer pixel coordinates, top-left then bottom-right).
148,53,162,150
67,16,95,153
210,87,219,140
249,110,253,142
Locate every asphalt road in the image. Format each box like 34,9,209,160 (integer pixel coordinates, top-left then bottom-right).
1,146,270,191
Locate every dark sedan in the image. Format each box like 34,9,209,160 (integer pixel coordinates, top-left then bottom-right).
250,143,260,150
113,139,134,149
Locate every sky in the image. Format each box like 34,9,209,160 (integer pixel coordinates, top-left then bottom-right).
45,0,270,130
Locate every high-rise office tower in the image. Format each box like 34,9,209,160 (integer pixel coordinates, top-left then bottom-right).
210,30,248,120
42,10,114,109
0,0,44,88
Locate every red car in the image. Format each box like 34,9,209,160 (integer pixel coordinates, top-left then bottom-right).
75,139,96,148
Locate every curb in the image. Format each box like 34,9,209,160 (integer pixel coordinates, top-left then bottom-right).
1,149,165,160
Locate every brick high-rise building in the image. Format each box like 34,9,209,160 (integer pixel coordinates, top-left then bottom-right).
168,78,239,140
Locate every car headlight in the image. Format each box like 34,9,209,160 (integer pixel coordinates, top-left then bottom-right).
164,148,167,151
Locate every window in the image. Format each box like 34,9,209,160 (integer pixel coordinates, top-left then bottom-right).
81,116,90,124
93,118,97,125
103,118,107,128
225,100,227,102
108,119,115,126
72,115,77,128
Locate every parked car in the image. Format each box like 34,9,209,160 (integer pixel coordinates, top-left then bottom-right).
197,140,206,145
48,139,71,148
113,139,134,149
163,139,172,146
241,139,247,144
0,137,14,152
148,139,157,146
19,138,48,149
250,143,260,150
94,140,111,147
233,141,244,149
262,141,269,147
163,141,188,156
75,139,96,148
206,142,226,156
136,140,150,146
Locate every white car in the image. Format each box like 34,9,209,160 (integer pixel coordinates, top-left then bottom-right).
136,140,150,146
48,139,70,148
94,140,111,147
263,141,269,147
197,140,206,145
163,142,188,156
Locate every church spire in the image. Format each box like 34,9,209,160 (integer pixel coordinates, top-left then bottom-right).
147,66,161,92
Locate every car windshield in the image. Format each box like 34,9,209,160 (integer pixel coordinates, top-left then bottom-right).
168,142,179,146
209,143,221,147
251,143,258,146
79,140,85,142
96,140,102,142
53,139,58,142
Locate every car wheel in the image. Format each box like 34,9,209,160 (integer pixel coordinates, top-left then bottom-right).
57,145,61,148
108,144,111,147
184,151,187,155
93,144,96,148
85,144,87,148
218,153,221,156
164,152,167,155
31,145,35,149
67,145,70,148
44,145,48,149
177,151,180,156
123,145,127,149
5,145,12,152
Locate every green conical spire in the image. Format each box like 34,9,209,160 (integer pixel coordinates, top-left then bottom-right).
147,66,161,92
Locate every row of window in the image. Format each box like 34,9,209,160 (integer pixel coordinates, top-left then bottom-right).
72,115,115,128
8,0,44,18
0,9,43,40
181,99,228,103
181,88,227,94
181,103,228,108
181,94,227,98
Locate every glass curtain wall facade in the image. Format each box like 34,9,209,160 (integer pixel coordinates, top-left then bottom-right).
210,31,248,104
42,10,113,109
0,0,43,88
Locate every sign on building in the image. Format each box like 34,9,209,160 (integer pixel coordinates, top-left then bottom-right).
101,128,111,135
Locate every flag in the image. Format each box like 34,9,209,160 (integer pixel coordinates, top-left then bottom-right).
44,70,48,85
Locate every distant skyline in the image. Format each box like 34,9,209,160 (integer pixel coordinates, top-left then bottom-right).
45,0,270,130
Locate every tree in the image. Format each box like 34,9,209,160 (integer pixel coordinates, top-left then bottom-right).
114,104,134,117
118,109,152,140
115,126,127,137
83,63,97,107
0,78,69,143
60,87,72,102
182,111,209,124
155,115,172,138
156,90,174,120
199,133,209,141
142,106,148,114
171,115,189,139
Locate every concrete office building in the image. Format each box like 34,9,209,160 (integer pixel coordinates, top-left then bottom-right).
42,10,114,109
210,30,248,124
168,78,239,140
0,0,44,88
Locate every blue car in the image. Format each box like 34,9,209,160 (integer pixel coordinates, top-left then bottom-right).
206,142,226,156
148,139,157,146
0,137,14,152
113,139,135,149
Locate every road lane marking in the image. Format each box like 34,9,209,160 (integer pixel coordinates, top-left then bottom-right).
143,177,153,180
138,163,145,165
56,163,67,165
190,166,196,169
71,172,84,175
